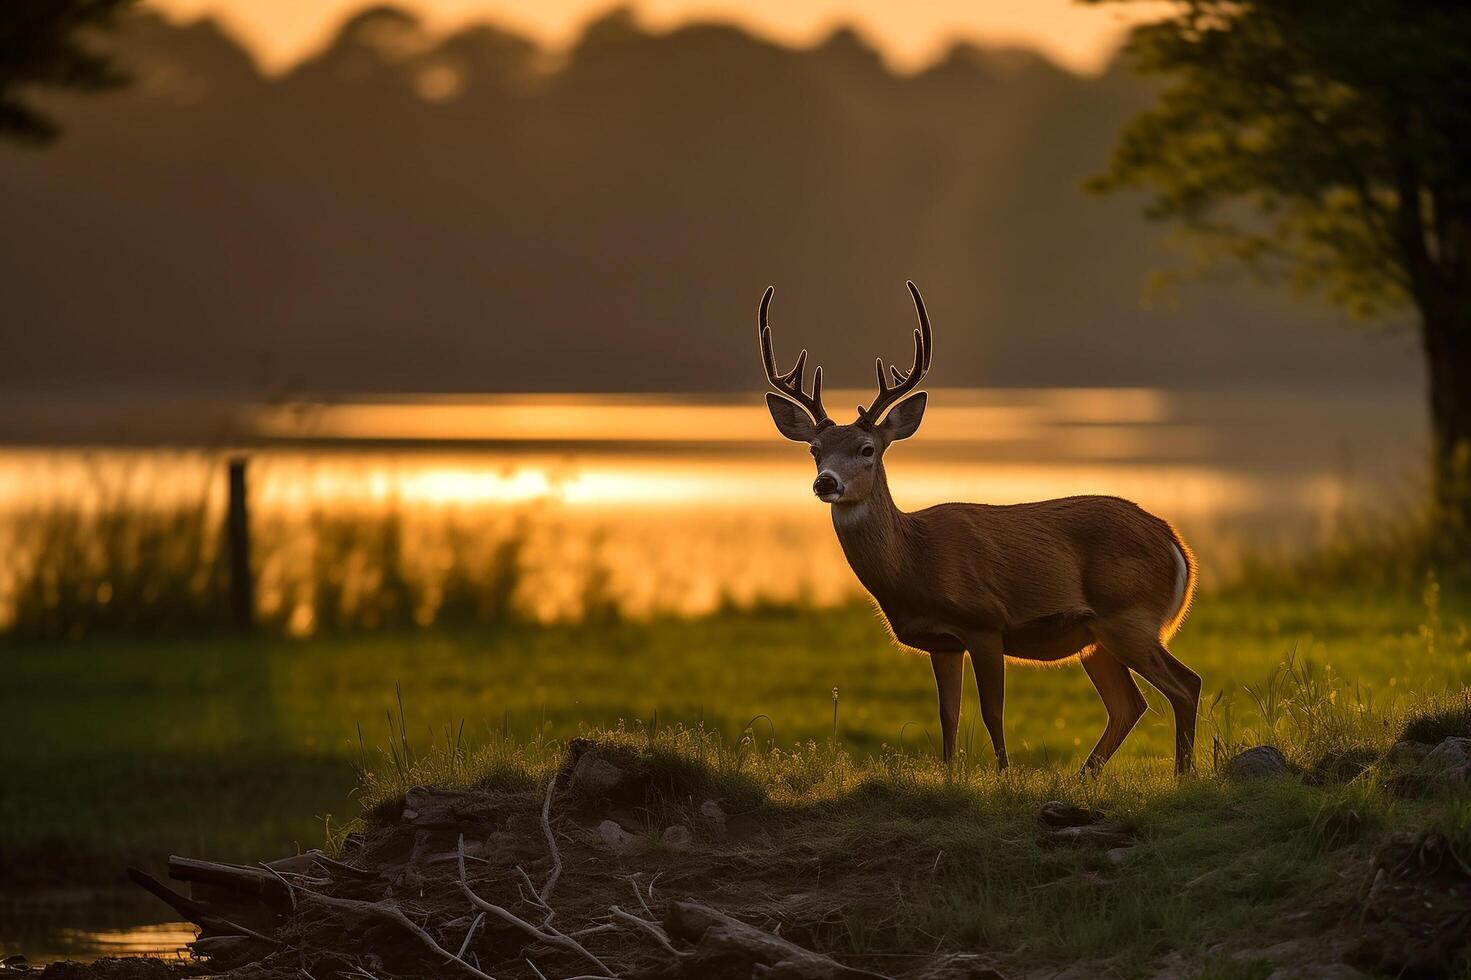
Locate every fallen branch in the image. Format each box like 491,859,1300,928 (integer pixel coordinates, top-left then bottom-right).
289,885,501,980
664,900,893,980
126,868,282,948
608,905,684,959
457,834,614,976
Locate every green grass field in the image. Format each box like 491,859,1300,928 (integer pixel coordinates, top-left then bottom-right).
3,583,1468,886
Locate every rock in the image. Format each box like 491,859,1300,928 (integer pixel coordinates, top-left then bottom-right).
661,825,693,848
1226,745,1291,781
1147,950,1188,980
912,953,1007,979
1422,736,1471,776
597,819,641,854
1104,847,1132,866
1040,824,1135,850
1266,966,1367,980
1039,800,1103,828
1386,740,1433,766
1234,940,1305,964
700,799,728,834
570,753,625,795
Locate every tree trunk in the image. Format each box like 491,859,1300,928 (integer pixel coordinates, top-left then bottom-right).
1421,300,1471,538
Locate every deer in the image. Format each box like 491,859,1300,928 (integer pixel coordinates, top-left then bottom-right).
758,282,1201,774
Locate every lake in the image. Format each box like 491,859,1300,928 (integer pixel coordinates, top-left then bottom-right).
0,386,1427,633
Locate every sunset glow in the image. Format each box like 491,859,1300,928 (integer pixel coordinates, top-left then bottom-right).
143,0,1169,75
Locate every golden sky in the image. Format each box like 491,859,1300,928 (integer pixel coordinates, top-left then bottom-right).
145,0,1166,75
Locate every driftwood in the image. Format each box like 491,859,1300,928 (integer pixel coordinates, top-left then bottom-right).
126,868,282,948
168,855,294,908
664,900,893,980
129,751,903,980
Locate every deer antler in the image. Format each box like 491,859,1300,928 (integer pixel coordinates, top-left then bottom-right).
858,281,933,425
758,287,830,427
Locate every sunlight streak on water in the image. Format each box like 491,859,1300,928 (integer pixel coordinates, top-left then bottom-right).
0,387,1425,626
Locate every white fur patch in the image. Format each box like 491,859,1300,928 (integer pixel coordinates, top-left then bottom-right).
1169,541,1189,622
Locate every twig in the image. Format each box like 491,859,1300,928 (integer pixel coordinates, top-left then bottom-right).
517,866,553,914
304,852,378,880
457,835,613,976
608,906,684,959
292,887,499,980
567,924,619,939
525,960,549,980
457,911,486,960
258,861,299,913
627,876,655,921
537,776,562,914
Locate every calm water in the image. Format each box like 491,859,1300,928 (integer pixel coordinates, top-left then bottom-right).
0,387,1426,630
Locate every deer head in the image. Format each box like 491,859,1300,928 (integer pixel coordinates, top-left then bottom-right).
760,282,933,505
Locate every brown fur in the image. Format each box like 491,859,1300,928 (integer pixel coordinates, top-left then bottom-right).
824,455,1201,773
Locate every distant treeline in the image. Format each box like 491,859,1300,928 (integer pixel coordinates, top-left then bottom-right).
0,6,1417,402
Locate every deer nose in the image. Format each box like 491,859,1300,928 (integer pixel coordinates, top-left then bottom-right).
813,472,842,499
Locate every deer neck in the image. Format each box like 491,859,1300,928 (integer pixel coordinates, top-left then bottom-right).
830,465,909,596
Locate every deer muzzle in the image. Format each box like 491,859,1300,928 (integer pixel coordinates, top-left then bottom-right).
813,472,843,502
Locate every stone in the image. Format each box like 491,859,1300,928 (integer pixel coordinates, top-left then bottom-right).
1105,847,1132,866
1386,740,1433,766
1422,736,1471,775
570,753,624,795
1225,745,1291,781
1266,965,1367,980
912,953,1007,979
1039,800,1102,828
661,825,693,848
598,819,640,854
1148,950,1188,980
1041,824,1135,850
700,799,728,834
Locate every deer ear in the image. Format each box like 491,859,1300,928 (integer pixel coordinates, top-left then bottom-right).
879,392,927,442
766,393,819,442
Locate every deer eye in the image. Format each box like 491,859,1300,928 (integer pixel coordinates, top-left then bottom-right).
860,444,875,457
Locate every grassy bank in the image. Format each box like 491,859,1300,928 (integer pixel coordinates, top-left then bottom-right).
3,585,1468,890
312,725,1471,979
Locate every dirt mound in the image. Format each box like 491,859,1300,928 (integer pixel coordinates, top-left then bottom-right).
1349,831,1471,977
97,742,937,980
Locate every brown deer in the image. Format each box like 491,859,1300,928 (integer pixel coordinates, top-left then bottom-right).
759,283,1201,773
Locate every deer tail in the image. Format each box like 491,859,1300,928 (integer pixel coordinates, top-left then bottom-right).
1162,523,1197,641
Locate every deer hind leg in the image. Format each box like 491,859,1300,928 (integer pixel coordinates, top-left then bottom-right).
930,650,965,763
1080,647,1147,774
1089,617,1200,773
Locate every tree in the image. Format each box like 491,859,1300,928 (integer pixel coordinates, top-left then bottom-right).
1,0,135,143
1090,0,1471,534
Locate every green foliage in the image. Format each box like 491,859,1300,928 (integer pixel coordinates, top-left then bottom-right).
1090,0,1471,318
0,0,137,143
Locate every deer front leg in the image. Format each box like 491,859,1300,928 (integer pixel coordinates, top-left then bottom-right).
929,650,964,762
965,631,1007,769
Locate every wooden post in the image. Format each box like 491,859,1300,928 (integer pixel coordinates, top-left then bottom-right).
226,456,254,631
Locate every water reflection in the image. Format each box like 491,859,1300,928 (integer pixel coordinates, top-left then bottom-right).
2,919,195,965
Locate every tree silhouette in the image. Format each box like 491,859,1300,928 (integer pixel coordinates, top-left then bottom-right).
1,0,135,143
1091,0,1471,532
